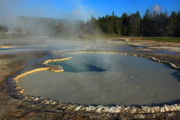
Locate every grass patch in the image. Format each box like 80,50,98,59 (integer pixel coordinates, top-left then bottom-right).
128,37,180,42
78,35,180,43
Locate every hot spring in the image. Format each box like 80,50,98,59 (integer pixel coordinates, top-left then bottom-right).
18,53,180,105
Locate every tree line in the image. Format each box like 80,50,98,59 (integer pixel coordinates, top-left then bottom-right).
0,9,180,37
86,10,180,37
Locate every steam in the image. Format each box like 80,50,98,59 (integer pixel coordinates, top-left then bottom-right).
0,0,97,37
152,5,162,14
70,6,94,21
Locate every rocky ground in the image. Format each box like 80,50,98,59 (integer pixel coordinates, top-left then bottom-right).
0,38,180,120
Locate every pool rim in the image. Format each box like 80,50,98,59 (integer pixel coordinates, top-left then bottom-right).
6,50,180,114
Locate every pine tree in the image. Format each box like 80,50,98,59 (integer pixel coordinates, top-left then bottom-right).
128,11,141,36
121,13,128,36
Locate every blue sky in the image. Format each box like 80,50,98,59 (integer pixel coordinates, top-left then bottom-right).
0,0,180,20
84,0,180,16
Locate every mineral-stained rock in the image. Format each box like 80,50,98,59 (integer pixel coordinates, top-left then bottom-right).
141,106,147,113
169,63,178,69
150,107,156,113
153,106,160,113
85,106,96,111
114,106,123,113
42,99,50,104
108,107,116,113
96,106,104,113
34,97,39,101
75,106,82,111
160,107,165,113
134,114,146,119
151,57,161,63
67,104,76,110
130,107,137,114
175,104,180,111
151,57,157,61
124,106,131,112
164,105,170,112
147,107,151,113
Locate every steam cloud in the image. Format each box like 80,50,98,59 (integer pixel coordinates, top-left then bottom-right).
0,0,96,36
152,4,162,14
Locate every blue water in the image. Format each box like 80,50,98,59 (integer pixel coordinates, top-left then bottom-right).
0,45,81,54
49,56,106,72
153,49,179,55
19,54,180,105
